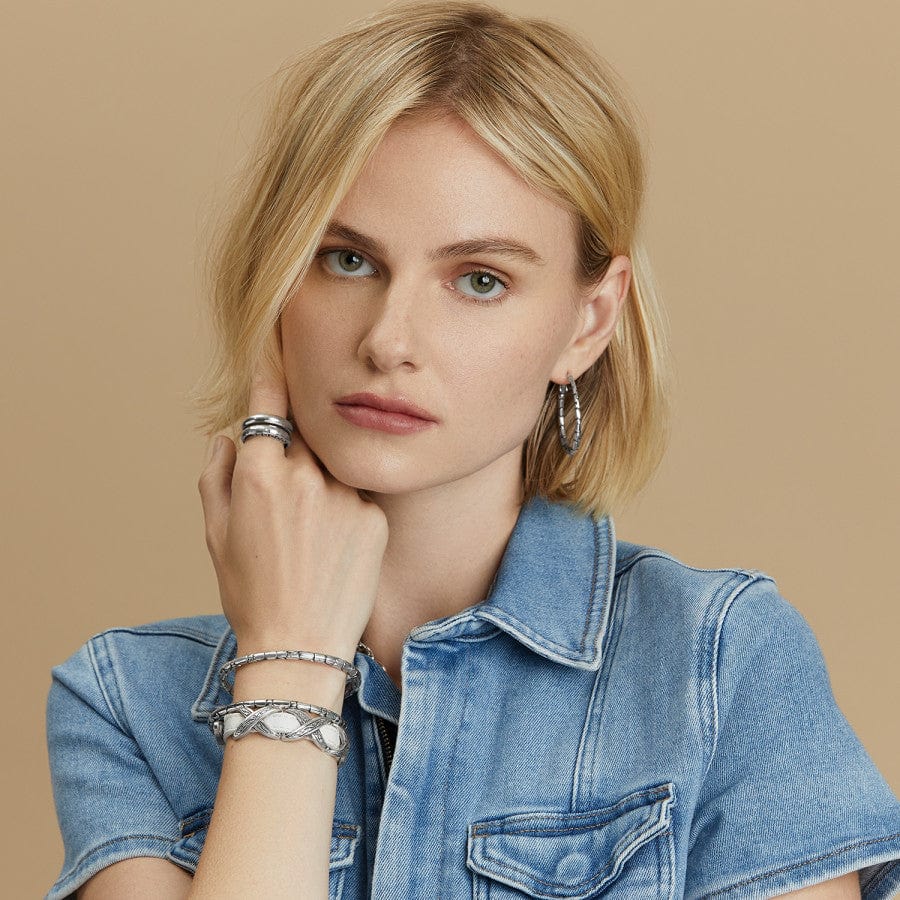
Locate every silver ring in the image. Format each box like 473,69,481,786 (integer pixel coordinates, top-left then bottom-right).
240,423,291,448
242,414,294,434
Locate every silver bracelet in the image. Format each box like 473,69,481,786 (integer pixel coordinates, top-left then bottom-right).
208,700,350,765
219,649,361,697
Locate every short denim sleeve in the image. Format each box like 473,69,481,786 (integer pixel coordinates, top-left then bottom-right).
685,575,900,899
45,638,184,900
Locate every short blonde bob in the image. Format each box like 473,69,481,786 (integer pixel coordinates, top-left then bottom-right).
192,0,673,521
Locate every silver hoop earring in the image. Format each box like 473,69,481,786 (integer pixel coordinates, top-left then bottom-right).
557,372,582,455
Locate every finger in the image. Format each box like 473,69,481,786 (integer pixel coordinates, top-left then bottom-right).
283,416,326,473
198,434,236,555
242,336,290,462
248,345,288,419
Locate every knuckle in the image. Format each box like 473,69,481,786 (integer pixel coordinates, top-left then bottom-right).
287,461,322,493
233,459,276,493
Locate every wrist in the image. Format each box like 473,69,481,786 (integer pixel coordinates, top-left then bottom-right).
229,657,349,713
235,634,361,664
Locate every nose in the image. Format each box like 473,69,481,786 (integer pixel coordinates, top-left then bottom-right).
356,282,422,373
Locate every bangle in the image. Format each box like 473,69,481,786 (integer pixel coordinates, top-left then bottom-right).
208,699,350,765
218,649,361,697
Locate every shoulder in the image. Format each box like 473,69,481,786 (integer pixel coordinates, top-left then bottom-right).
612,534,797,649
49,614,231,725
609,534,821,718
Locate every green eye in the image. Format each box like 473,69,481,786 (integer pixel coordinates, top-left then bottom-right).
455,270,508,304
320,249,375,276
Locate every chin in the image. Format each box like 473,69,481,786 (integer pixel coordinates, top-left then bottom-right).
316,447,427,494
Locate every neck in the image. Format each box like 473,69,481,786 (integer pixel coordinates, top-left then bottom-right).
359,446,525,687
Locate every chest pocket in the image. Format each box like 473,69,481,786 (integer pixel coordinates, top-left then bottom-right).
172,807,361,900
466,782,675,900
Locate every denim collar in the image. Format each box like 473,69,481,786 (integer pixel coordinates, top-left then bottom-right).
192,495,615,720
470,494,616,671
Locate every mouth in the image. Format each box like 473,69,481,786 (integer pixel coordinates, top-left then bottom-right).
334,392,437,422
334,392,438,435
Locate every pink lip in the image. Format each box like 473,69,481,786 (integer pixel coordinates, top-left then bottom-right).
335,404,437,435
334,392,437,422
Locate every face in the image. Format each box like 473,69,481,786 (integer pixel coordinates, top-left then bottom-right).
280,113,627,495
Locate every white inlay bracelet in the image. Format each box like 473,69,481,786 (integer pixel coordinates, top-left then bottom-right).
208,699,350,765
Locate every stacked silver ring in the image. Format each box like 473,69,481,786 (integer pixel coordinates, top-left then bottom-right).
240,414,294,448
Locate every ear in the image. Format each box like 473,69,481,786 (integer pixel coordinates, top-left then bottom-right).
551,254,631,384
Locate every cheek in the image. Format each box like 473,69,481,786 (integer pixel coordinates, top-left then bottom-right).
450,327,556,428
280,298,348,370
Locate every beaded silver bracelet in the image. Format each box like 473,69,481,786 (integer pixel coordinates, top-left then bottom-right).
208,699,349,765
218,649,361,697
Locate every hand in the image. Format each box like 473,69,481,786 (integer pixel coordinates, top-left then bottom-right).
197,345,389,660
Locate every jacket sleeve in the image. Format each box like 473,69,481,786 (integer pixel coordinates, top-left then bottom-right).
45,638,185,900
684,574,900,900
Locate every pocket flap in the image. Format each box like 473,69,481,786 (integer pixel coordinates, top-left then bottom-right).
466,782,675,899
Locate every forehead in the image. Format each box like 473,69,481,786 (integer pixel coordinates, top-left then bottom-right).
332,114,576,268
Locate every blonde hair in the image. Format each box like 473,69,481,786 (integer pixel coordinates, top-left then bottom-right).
191,0,673,520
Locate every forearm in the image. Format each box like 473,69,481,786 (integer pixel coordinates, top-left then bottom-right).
189,657,348,899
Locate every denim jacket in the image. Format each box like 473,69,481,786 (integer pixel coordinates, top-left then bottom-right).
45,495,900,899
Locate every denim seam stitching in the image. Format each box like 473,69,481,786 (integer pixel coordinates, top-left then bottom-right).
666,825,677,900
572,568,629,808
179,807,214,839
91,625,221,646
571,660,606,809
700,831,900,897
615,550,771,580
437,663,471,900
578,516,604,653
703,572,773,778
86,636,127,733
56,833,177,885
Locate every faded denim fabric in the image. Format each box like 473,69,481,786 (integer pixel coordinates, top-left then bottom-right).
46,495,900,898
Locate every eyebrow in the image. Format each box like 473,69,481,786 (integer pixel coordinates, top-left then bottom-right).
322,220,547,267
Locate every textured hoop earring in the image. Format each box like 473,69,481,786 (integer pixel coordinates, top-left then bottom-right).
557,372,582,455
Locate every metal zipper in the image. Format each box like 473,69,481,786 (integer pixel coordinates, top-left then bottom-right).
374,714,396,774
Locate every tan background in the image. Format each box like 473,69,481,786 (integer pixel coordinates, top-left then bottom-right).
2,1,897,894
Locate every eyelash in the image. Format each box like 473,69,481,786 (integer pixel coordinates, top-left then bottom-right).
314,247,511,306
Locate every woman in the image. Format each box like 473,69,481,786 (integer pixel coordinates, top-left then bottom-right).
45,1,900,898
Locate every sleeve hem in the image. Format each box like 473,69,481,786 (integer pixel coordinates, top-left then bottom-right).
695,831,900,899
45,834,178,900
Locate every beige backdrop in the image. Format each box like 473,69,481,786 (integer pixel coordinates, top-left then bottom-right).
3,1,898,895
